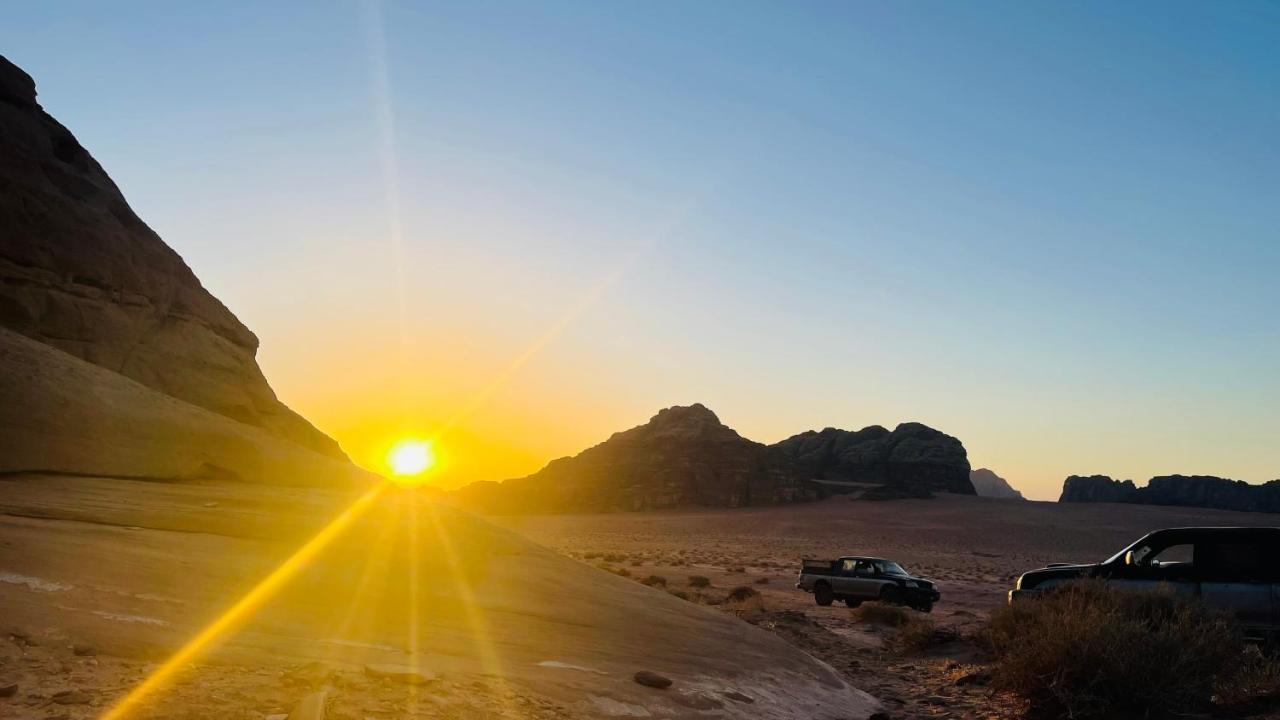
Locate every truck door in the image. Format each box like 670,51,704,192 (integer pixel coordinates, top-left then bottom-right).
831,559,860,596
1198,540,1272,640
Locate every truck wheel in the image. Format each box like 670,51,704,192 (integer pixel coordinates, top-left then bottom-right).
844,598,862,609
879,585,902,606
814,582,834,607
917,601,934,614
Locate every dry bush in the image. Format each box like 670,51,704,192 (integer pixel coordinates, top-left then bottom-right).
888,614,939,652
980,581,1251,718
688,575,711,588
753,576,770,585
667,589,690,601
850,602,912,627
723,586,765,617
641,574,667,587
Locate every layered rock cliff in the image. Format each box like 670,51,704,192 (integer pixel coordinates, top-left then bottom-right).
969,468,1025,500
451,404,974,513
773,424,974,496
0,55,342,458
1059,474,1280,513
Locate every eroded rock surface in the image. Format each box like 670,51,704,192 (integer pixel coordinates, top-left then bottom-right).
1060,473,1280,513
0,55,341,458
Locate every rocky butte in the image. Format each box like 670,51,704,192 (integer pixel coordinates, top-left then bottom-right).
1059,474,1280,513
450,403,975,513
968,468,1025,500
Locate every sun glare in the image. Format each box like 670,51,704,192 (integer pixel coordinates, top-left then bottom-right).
388,439,435,481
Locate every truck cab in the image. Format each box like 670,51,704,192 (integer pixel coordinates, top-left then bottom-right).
1010,527,1280,642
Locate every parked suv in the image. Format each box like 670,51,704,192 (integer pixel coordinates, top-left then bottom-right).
1010,527,1280,641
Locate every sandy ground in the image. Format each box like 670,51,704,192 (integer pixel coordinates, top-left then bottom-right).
0,474,875,719
493,494,1280,720
6,479,1280,720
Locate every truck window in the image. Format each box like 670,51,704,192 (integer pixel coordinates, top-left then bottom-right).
1197,542,1270,581
841,559,858,573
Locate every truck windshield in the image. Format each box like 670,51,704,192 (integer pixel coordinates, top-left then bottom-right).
879,561,909,576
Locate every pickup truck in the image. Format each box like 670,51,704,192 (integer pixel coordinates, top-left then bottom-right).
1010,527,1280,643
796,556,940,612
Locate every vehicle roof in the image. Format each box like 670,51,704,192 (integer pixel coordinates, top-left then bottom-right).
1142,527,1280,542
836,556,894,562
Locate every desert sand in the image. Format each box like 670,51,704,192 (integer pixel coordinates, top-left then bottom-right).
493,494,1280,719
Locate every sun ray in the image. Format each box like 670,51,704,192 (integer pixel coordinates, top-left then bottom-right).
99,480,391,720
423,502,521,718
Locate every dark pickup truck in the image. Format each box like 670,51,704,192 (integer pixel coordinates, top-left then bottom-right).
796,556,940,612
1010,527,1280,642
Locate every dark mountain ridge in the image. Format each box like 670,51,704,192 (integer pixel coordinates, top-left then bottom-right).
1060,474,1280,513
451,404,974,513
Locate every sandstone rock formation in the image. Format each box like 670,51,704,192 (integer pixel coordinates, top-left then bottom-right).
452,404,803,513
969,468,1024,500
451,404,974,513
0,327,363,485
1059,474,1280,513
0,55,341,458
773,424,974,496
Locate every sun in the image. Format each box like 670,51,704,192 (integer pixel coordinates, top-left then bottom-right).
387,439,435,483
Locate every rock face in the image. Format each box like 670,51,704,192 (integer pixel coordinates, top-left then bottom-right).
969,468,1024,500
451,404,974,513
1059,474,1280,513
453,404,803,513
0,55,341,458
773,424,974,496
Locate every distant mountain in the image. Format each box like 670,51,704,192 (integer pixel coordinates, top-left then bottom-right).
969,468,1024,500
450,404,975,513
1059,474,1280,513
774,424,973,497
0,55,342,459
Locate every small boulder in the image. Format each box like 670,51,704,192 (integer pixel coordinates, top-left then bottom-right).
51,689,92,705
633,670,672,689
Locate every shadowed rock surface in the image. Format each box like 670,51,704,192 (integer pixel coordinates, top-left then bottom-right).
774,424,974,496
969,468,1024,500
1059,474,1280,513
451,404,974,513
0,55,341,459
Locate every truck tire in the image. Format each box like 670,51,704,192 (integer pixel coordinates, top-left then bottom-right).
814,582,834,607
879,584,902,606
844,598,862,609
917,600,934,614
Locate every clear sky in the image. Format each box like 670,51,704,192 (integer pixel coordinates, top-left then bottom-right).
5,2,1278,499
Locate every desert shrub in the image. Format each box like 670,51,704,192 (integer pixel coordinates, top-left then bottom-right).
611,566,631,577
1215,644,1280,707
668,589,690,601
980,581,1244,718
754,577,770,585
728,566,746,574
603,553,625,563
888,615,939,652
641,574,667,587
583,551,600,559
688,575,711,588
723,586,766,616
850,602,913,627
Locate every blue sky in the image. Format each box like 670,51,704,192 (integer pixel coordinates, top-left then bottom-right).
4,2,1278,498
